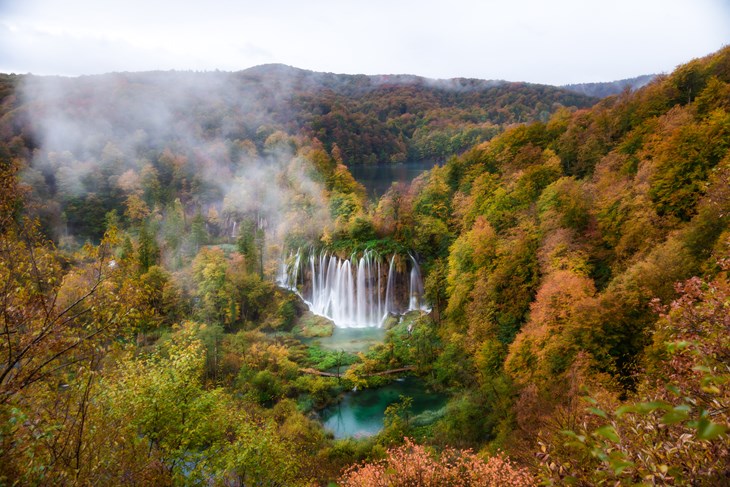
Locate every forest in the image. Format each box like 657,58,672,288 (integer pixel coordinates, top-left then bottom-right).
0,46,729,486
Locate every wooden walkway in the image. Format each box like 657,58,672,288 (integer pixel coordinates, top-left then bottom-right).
299,365,415,378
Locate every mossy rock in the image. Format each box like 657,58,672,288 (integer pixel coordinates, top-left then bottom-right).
401,310,424,326
381,314,400,330
293,312,336,338
387,310,426,333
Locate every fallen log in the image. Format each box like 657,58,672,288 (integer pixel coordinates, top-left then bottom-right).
299,365,415,378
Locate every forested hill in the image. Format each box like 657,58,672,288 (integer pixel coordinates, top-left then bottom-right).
1,46,729,485
363,45,730,483
562,73,656,98
0,65,596,166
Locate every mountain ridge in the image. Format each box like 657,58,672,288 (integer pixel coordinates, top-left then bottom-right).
5,62,653,98
2,65,597,165
562,73,657,98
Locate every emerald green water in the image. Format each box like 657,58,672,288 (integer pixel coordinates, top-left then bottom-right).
305,326,386,353
321,377,448,439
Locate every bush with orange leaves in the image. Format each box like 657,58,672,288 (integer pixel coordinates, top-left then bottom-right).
339,438,535,486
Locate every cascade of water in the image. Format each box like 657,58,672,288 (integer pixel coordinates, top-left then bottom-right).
344,259,354,325
292,249,301,290
309,254,314,301
280,249,428,328
384,255,396,321
377,258,382,324
408,254,425,311
356,255,367,325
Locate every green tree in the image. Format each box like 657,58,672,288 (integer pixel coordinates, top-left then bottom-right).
137,223,159,274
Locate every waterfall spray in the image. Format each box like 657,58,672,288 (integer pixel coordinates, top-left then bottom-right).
408,253,426,311
384,255,396,322
280,249,427,328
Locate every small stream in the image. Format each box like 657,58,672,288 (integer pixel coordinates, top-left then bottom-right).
320,377,448,439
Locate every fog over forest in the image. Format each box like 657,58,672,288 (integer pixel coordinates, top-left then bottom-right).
1,38,729,486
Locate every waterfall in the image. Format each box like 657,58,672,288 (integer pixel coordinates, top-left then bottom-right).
280,249,427,328
408,254,427,311
383,255,396,321
356,255,367,325
278,252,288,286
290,249,301,291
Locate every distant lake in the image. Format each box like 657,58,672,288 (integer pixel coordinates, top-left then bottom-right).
349,161,440,200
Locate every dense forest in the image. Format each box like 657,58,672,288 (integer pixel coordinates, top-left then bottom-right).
562,74,657,99
1,47,729,486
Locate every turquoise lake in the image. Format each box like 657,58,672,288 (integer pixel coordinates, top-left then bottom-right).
321,376,448,439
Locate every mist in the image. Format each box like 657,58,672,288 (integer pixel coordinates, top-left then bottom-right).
14,63,596,268
18,70,332,271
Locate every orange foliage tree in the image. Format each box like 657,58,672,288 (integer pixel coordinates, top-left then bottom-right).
339,438,535,486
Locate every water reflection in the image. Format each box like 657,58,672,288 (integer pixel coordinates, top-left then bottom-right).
349,161,440,200
321,377,447,439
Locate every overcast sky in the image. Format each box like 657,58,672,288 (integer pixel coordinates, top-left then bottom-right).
1,0,728,85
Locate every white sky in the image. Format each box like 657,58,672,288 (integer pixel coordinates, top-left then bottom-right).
1,0,728,85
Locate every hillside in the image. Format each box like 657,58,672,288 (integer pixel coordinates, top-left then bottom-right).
1,47,729,485
562,73,656,98
361,45,730,484
1,66,596,167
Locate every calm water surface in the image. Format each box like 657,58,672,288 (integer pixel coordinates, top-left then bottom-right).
349,161,439,200
321,377,448,439
305,326,386,354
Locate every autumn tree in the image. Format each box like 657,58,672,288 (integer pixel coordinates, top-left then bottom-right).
538,267,730,485
340,438,535,486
